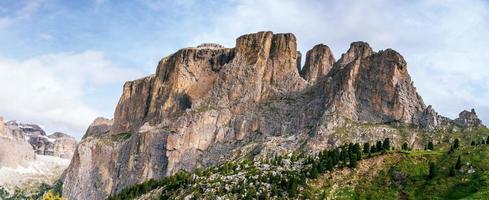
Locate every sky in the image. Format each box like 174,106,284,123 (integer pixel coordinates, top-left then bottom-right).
0,0,488,139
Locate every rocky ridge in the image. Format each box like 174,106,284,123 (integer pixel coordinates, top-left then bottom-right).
0,118,77,161
61,31,485,200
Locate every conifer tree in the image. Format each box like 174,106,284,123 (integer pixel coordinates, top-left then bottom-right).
370,145,377,154
310,163,319,178
383,138,390,151
349,153,357,168
376,141,383,152
427,141,434,150
471,141,476,146
486,136,489,145
449,166,456,177
402,142,409,150
326,159,333,171
363,143,370,154
455,156,462,170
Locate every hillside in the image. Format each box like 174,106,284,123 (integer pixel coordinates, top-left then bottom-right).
106,126,489,200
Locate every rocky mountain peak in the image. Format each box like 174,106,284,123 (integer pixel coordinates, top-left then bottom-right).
300,44,336,84
336,41,373,66
0,119,77,159
6,121,46,136
62,31,473,200
83,117,113,139
455,109,484,127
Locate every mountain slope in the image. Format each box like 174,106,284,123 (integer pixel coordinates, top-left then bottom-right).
107,126,489,200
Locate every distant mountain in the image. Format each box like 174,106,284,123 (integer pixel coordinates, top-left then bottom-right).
60,31,486,200
0,116,76,192
3,120,77,159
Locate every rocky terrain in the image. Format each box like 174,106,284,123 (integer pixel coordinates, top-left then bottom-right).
3,120,77,159
0,116,77,192
61,31,485,200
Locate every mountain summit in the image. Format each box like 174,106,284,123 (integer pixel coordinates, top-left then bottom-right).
61,32,484,200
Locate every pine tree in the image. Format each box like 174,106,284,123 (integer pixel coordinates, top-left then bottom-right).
471,141,476,146
310,163,319,178
370,145,377,154
453,138,459,149
326,159,333,171
356,148,362,161
349,153,357,168
402,142,409,150
428,162,436,179
363,143,370,154
427,141,434,150
354,143,361,161
383,138,391,151
455,156,462,170
376,141,383,152
449,166,456,177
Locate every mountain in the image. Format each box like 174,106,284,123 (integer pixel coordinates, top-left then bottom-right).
4,120,77,159
0,116,35,168
61,31,486,200
0,116,77,193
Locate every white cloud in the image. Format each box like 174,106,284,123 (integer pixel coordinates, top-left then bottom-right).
0,51,142,139
190,0,489,123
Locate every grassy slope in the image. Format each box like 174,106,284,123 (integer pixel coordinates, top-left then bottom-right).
307,127,489,200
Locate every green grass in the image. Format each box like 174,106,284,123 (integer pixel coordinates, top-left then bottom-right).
340,145,489,200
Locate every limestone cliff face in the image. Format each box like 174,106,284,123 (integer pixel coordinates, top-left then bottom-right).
62,32,479,200
322,44,426,125
300,44,335,84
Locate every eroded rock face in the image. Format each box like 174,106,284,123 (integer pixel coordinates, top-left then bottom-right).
83,117,113,139
300,44,335,84
0,117,36,167
2,120,77,159
62,32,480,200
455,109,484,127
320,46,426,125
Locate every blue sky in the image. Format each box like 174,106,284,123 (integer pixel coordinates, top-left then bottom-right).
0,0,488,139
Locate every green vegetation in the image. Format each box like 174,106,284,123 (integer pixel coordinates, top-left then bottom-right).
108,139,392,199
0,181,63,200
111,132,132,141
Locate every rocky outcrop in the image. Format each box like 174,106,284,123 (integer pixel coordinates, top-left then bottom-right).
62,32,485,200
454,109,484,128
0,116,36,167
418,105,452,131
320,45,426,125
2,119,77,159
83,117,113,139
300,44,335,84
